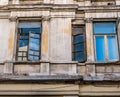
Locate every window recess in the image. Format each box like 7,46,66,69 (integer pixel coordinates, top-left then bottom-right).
17,22,41,61
72,25,86,62
93,22,119,62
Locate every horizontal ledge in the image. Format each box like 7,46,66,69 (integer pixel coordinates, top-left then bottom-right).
50,61,78,64
0,60,78,64
13,60,49,64
84,74,120,82
0,75,82,83
1,4,120,11
0,92,79,96
2,60,120,65
85,61,120,65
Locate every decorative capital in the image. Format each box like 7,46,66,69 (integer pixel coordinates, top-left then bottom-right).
9,16,17,22
42,16,51,21
117,17,120,23
84,18,93,23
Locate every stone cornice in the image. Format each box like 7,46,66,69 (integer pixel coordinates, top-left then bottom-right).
84,18,93,23
78,5,120,11
0,75,82,83
0,4,119,12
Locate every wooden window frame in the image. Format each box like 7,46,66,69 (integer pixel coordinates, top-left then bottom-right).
28,32,41,61
16,21,42,61
93,21,119,62
72,25,86,62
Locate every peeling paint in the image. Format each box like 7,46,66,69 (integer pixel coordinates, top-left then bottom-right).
62,22,71,36
8,25,14,56
86,23,94,62
42,23,48,54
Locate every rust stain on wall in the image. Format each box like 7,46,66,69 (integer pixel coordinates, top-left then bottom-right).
8,26,14,56
62,22,71,36
86,23,94,61
42,24,48,53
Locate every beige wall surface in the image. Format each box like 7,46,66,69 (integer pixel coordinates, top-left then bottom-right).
0,19,10,62
0,1,119,97
49,18,72,61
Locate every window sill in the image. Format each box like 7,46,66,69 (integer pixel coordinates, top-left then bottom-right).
85,60,120,65
50,61,78,64
13,60,50,64
77,62,86,66
5,60,78,64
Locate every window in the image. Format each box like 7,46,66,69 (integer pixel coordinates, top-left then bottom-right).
93,22,119,62
16,21,41,61
72,25,86,62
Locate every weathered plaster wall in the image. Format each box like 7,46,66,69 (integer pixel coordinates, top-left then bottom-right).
85,12,117,19
49,18,72,61
54,0,73,4
116,0,120,5
79,84,120,96
0,0,120,82
96,64,120,74
0,83,79,95
14,64,41,75
0,19,10,63
10,11,50,18
51,63,77,75
92,0,115,6
0,0,8,5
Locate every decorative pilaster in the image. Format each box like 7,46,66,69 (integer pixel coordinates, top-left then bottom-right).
85,18,95,77
4,16,17,74
41,16,50,61
85,18,94,62
40,16,51,75
9,16,17,61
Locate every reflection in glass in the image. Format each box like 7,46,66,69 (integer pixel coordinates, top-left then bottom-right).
95,36,105,61
107,36,118,61
94,22,116,34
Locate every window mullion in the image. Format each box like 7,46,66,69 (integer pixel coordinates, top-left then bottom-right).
105,35,108,61
94,35,97,61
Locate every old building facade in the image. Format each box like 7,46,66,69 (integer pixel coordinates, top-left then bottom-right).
0,0,120,97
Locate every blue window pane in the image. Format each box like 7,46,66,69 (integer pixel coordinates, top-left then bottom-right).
29,51,39,56
18,22,41,28
28,55,34,60
95,36,106,61
20,36,28,39
30,33,40,38
94,22,116,34
28,55,39,61
22,28,40,34
34,56,39,60
19,40,28,47
107,36,118,61
29,51,34,55
74,35,84,43
28,33,40,61
34,52,39,56
74,52,84,61
29,38,39,50
74,43,84,51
